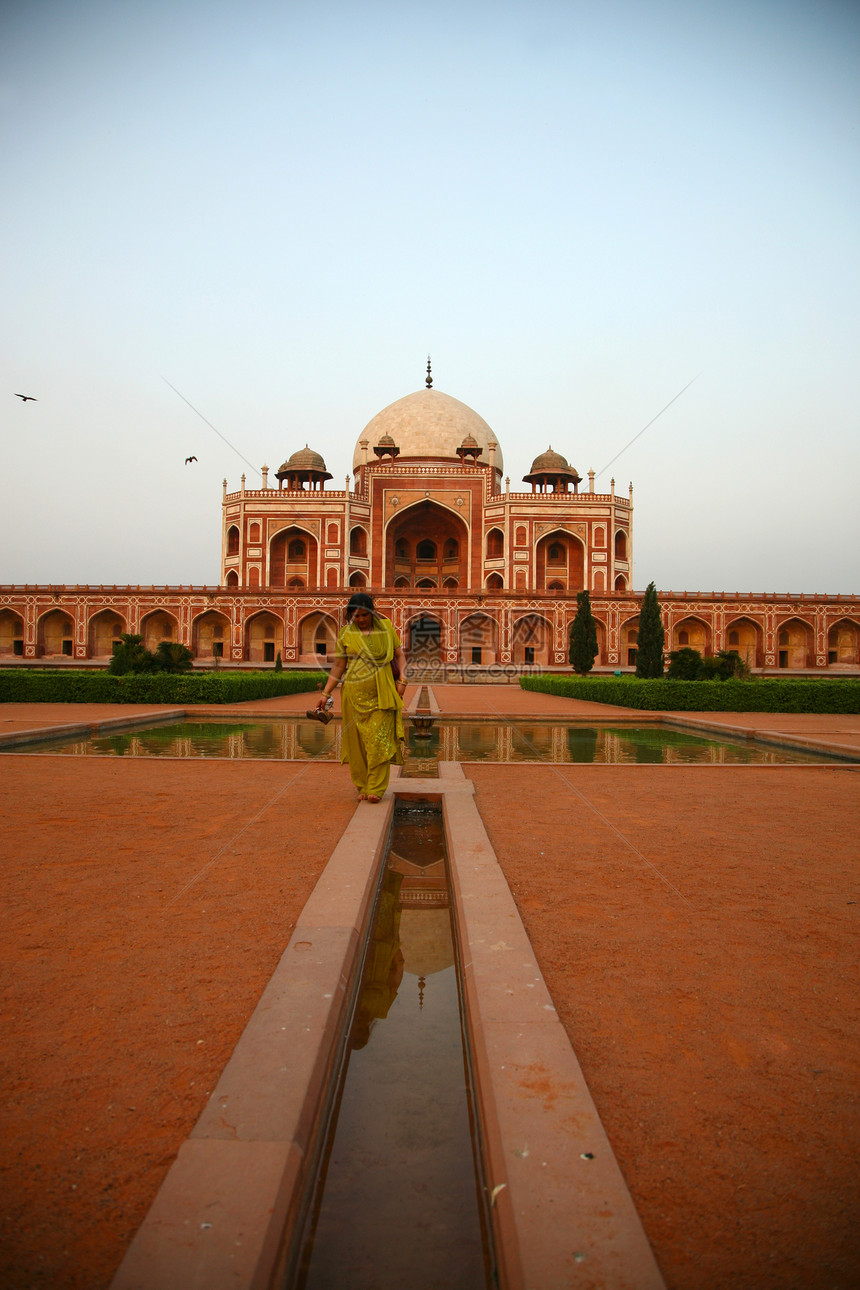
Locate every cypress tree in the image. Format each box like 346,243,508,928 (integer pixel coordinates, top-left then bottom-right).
569,590,599,674
635,581,665,677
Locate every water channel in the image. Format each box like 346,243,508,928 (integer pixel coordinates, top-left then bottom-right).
288,799,493,1290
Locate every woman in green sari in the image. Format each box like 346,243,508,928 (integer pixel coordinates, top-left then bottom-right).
315,593,407,801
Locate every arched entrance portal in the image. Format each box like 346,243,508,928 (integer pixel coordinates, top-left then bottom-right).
459,613,497,666
141,611,178,653
408,615,443,673
777,617,812,669
88,609,125,658
386,501,468,588
192,611,231,660
828,618,860,668
512,614,552,666
725,617,762,669
246,612,284,664
269,526,318,589
298,612,338,663
0,610,24,657
38,609,74,657
535,530,585,593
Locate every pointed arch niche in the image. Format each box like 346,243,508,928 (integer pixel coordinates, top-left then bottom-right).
512,614,552,666
620,615,640,668
535,530,584,593
459,612,498,665
298,611,338,663
269,525,318,588
406,612,443,663
141,610,179,654
725,617,763,669
777,617,812,669
0,609,24,657
192,610,231,660
245,611,284,664
88,609,126,658
672,616,711,655
828,618,860,668
38,609,74,657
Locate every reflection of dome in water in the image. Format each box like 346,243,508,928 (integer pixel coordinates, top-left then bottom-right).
353,388,503,472
399,908,454,976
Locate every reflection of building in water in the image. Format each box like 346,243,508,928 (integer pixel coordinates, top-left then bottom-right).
351,821,455,1047
2,362,857,674
456,724,502,760
350,870,405,1050
387,828,454,1014
511,723,554,760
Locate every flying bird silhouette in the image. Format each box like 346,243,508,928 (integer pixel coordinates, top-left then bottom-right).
185,455,198,464
14,394,37,402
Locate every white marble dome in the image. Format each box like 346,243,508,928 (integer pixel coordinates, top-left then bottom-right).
353,387,503,472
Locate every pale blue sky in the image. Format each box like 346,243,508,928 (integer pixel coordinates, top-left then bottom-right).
2,0,858,592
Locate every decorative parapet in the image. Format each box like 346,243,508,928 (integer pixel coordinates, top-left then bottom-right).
488,491,631,506
0,585,857,601
224,489,353,502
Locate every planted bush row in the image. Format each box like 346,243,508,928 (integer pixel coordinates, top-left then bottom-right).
0,670,326,705
519,674,860,713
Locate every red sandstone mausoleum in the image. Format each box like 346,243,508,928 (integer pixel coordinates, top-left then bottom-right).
1,370,858,675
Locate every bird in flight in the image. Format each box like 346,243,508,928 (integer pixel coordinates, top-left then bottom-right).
185,455,198,464
15,393,37,402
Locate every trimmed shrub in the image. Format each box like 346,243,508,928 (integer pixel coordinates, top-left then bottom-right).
666,647,703,680
519,673,860,713
0,670,326,705
668,648,749,681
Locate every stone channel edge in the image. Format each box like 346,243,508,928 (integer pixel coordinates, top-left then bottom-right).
110,761,665,1290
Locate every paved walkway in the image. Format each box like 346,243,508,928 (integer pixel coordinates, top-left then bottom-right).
0,703,183,739
427,683,644,719
662,709,860,755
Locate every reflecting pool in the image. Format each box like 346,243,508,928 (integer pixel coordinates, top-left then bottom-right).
4,717,845,764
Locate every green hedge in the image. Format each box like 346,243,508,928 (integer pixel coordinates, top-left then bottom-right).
0,670,326,705
519,674,860,713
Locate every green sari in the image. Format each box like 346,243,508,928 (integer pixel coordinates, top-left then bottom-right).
336,615,405,783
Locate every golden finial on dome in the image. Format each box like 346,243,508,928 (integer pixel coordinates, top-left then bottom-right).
426,355,433,388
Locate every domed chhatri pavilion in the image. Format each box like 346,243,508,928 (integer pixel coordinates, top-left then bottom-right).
1,366,858,671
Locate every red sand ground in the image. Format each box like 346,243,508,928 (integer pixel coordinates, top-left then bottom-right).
1,694,858,1288
469,762,860,1290
0,754,355,1289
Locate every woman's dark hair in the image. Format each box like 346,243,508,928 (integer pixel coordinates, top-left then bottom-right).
345,591,376,621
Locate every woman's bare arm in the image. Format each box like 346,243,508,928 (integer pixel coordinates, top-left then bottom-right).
316,655,347,707
394,645,407,696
